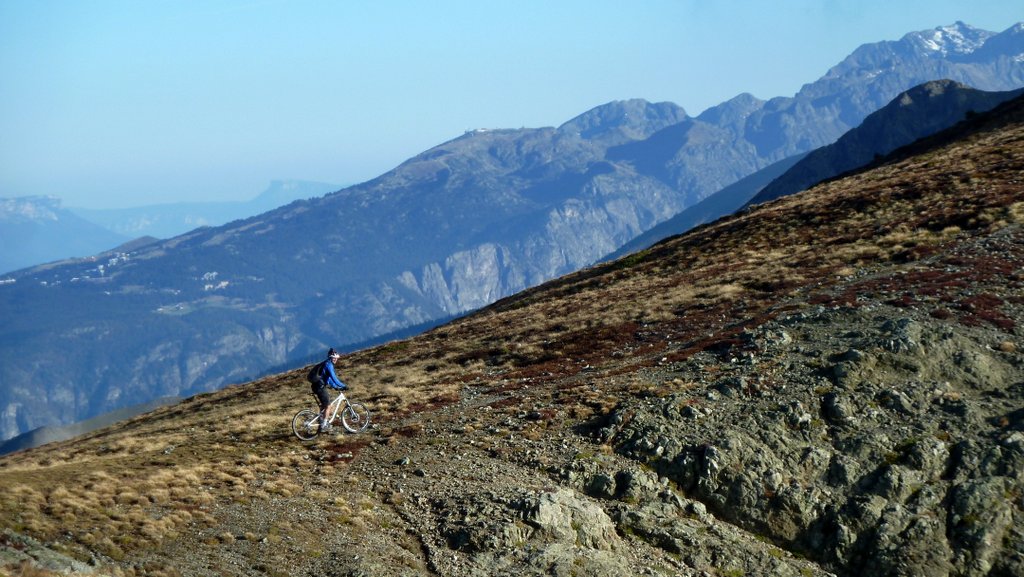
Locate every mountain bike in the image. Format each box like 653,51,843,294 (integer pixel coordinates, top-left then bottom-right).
292,390,371,440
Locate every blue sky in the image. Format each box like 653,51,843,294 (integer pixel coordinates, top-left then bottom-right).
1,1,1021,209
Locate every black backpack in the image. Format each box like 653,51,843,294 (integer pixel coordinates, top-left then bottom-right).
306,360,326,387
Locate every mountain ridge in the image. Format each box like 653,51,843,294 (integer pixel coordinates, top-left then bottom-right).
747,80,1024,206
605,80,1024,259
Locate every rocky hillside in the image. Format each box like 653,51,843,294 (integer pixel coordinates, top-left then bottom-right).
1,89,1021,577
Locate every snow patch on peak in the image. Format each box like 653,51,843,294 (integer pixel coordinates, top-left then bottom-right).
910,22,991,56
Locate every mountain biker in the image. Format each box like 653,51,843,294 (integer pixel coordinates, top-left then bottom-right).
311,348,348,430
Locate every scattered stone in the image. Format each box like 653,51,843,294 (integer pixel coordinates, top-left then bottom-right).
821,392,851,424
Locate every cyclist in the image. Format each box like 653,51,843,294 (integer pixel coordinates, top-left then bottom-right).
311,348,348,430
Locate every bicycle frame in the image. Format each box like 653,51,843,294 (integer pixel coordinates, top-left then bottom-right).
297,391,347,430
322,390,349,424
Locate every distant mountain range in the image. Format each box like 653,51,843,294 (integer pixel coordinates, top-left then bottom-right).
69,179,340,239
602,153,808,262
1,21,1022,441
0,197,130,275
0,180,339,276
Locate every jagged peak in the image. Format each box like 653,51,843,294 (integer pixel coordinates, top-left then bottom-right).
818,21,1003,82
900,21,994,57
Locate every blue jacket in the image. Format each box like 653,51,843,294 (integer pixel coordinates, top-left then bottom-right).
322,361,348,390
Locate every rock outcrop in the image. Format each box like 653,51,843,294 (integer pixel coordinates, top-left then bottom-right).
603,301,1023,576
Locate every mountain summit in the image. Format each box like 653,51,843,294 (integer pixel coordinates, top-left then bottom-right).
904,20,993,56
557,99,688,142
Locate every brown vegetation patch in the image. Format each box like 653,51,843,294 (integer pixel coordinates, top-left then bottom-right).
322,438,374,464
484,396,522,410
485,380,531,395
403,392,461,416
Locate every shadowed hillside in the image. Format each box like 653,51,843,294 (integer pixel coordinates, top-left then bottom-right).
1,95,1022,576
747,80,1024,206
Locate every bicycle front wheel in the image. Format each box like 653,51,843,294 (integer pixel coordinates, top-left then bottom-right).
292,409,321,441
341,403,371,433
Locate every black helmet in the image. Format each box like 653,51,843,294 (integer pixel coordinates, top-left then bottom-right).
327,347,340,359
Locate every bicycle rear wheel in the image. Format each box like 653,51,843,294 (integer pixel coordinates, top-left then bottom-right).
292,409,321,441
341,403,371,433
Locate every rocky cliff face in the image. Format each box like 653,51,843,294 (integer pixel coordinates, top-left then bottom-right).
606,298,1023,576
